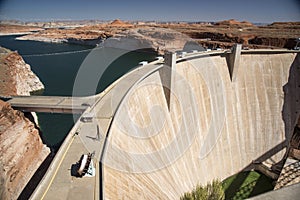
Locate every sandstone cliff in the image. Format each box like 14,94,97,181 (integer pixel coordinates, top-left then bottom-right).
0,47,44,96
0,47,49,199
0,100,50,200
181,20,300,49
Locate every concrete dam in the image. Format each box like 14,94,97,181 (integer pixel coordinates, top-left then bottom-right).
22,48,299,199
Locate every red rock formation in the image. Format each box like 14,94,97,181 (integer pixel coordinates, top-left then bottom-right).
0,100,50,200
248,37,297,49
181,20,299,49
110,19,133,27
215,19,255,27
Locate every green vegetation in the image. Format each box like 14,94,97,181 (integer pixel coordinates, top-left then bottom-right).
180,179,225,200
222,171,274,200
181,171,274,200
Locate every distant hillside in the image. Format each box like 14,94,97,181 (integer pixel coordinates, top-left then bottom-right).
215,19,255,27
110,19,133,27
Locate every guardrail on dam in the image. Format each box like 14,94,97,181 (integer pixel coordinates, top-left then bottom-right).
29,47,300,199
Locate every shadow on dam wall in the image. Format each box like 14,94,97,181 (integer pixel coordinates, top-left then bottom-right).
283,53,300,145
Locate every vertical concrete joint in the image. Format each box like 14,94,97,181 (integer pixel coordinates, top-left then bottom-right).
164,51,176,68
160,52,176,110
226,44,242,82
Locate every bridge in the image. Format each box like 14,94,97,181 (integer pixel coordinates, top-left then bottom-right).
7,95,97,114
7,47,300,200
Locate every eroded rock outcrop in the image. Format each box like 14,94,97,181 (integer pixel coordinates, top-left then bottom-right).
215,19,255,27
0,100,50,200
181,20,300,49
15,27,111,46
0,47,44,96
0,24,43,36
110,19,133,27
102,27,192,54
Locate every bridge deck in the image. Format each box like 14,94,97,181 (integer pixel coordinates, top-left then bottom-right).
7,96,96,114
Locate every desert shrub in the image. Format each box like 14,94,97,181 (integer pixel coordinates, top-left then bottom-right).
180,179,225,200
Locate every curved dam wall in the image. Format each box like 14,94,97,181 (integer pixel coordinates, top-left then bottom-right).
101,51,299,199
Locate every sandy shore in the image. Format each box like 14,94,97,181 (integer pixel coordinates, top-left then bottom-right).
0,32,37,36
15,35,68,43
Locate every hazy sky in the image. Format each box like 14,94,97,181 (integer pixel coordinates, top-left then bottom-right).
0,0,299,23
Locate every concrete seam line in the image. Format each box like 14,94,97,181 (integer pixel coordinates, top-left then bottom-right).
40,134,76,200
94,161,99,200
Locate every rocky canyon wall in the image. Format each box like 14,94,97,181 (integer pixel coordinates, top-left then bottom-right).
0,101,50,200
0,46,44,96
0,47,49,200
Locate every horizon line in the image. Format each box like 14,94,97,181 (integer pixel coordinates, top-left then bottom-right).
1,18,299,25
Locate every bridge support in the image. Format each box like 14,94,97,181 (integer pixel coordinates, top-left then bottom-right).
226,44,242,82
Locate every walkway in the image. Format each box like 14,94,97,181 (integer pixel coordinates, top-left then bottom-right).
30,126,99,200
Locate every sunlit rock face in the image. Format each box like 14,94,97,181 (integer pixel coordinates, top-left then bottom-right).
0,100,50,200
0,46,48,200
0,47,44,96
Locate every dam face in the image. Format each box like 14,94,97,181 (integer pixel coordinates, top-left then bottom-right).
101,51,299,199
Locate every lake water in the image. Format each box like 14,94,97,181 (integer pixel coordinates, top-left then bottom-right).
0,35,157,149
